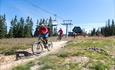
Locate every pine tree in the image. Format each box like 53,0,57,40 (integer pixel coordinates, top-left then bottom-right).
19,17,25,37
91,28,96,36
29,18,33,37
111,19,115,35
10,16,17,38
0,15,4,38
34,20,39,37
0,14,7,38
53,27,58,36
3,15,7,37
8,27,13,38
48,17,53,36
24,16,33,37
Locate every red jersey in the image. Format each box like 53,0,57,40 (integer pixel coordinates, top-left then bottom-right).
58,29,63,35
38,26,48,35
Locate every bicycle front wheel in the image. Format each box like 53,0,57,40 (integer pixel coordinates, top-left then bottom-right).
32,42,43,55
48,41,53,49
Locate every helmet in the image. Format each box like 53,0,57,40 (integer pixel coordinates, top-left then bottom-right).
41,24,45,27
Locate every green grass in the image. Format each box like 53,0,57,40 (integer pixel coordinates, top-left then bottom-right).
12,37,115,70
12,61,34,70
38,55,82,70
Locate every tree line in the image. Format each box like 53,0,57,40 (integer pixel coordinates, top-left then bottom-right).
0,14,115,38
0,14,55,39
90,19,115,36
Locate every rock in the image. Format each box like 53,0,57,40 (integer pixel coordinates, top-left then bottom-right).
15,51,32,60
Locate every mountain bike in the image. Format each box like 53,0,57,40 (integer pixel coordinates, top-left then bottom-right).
57,33,63,40
32,37,53,55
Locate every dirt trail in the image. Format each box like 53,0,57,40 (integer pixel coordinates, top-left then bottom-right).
0,41,67,70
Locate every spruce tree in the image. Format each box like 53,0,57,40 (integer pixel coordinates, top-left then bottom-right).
48,17,53,36
111,19,115,35
24,16,33,37
34,20,39,37
91,28,96,36
0,15,7,38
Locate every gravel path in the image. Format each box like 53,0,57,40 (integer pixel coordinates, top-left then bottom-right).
0,41,67,70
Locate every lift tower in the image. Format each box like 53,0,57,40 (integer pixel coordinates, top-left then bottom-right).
62,20,72,37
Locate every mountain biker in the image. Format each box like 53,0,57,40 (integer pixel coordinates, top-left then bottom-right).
38,24,49,51
58,28,63,40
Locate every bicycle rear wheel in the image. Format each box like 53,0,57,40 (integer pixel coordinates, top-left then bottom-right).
58,35,62,40
32,42,43,55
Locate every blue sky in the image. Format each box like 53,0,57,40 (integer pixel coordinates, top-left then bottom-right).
0,0,115,33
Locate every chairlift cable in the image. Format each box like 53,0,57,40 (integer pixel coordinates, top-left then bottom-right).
24,0,64,20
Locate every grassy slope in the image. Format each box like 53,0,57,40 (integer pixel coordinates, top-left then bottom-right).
13,37,115,70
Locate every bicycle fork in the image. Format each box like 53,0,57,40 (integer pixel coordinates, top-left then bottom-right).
42,40,50,51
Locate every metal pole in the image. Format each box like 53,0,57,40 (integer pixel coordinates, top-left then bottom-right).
62,20,72,38
66,24,68,37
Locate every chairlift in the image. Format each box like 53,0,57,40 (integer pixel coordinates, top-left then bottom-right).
52,20,58,26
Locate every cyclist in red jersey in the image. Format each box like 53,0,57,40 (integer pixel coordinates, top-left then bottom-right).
38,24,49,51
58,28,63,40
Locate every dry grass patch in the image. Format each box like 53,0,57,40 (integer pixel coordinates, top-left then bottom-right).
0,37,58,55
